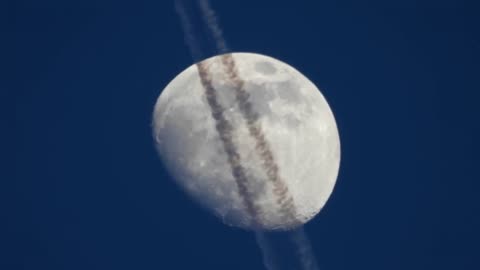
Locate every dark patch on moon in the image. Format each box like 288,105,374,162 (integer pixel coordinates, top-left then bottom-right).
246,81,276,117
275,80,302,104
255,61,277,75
283,114,302,128
245,81,304,129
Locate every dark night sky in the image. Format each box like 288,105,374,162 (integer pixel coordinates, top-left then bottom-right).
7,0,480,269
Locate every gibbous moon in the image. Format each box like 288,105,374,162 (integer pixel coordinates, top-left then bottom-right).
152,52,340,231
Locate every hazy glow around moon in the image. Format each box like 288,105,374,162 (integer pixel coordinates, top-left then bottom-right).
152,53,341,231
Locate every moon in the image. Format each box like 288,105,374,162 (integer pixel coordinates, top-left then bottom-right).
152,52,340,231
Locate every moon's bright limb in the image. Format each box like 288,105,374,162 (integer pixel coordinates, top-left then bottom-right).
152,52,341,231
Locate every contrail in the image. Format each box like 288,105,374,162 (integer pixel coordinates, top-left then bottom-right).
196,60,264,228
175,0,320,269
174,0,203,62
175,0,263,228
198,0,298,225
218,53,298,224
289,228,320,270
255,228,320,270
197,0,229,54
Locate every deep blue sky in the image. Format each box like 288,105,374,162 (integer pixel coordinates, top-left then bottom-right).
8,0,479,269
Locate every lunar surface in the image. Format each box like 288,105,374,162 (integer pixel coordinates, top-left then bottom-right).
152,52,340,231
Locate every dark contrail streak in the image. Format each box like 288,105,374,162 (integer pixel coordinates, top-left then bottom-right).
175,1,320,269
178,0,296,224
218,53,298,224
196,61,264,228
198,0,298,225
175,0,263,228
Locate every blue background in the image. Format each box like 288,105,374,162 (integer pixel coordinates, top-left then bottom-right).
8,0,479,269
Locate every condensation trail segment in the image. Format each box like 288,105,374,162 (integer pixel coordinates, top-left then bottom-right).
198,0,299,225
175,1,321,269
256,228,320,270
174,0,203,61
219,54,299,224
175,0,262,228
177,0,300,227
196,61,263,228
198,0,229,54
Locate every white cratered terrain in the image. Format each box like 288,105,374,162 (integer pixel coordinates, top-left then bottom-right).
152,53,340,231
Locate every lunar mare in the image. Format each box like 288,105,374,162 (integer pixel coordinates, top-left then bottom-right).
153,53,340,231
